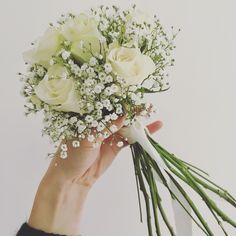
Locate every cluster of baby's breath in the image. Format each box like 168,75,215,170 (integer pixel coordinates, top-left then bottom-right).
19,65,46,114
89,5,179,92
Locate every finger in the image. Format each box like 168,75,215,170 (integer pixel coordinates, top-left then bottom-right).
146,120,163,134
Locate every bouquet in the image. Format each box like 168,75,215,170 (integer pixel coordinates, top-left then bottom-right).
20,5,236,236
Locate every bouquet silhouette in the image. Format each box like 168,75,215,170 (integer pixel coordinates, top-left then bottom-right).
20,5,236,235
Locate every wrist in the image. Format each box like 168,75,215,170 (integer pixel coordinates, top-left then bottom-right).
28,170,89,236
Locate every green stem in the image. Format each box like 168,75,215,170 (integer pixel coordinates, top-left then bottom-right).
189,168,236,205
158,142,236,205
131,145,153,236
139,144,209,235
205,201,228,236
150,138,236,228
166,172,214,236
149,137,236,208
182,167,236,227
139,148,161,236
181,160,209,176
131,146,143,223
145,159,176,235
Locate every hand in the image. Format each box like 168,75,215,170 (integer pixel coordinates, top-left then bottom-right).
47,117,163,188
28,117,163,235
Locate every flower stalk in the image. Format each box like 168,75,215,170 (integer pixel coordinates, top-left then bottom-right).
129,132,236,236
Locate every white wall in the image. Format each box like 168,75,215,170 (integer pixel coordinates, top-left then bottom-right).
0,0,236,235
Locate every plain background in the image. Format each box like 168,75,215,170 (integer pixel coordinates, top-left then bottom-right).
0,0,236,235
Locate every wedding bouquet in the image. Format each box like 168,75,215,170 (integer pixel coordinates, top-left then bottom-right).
20,5,236,236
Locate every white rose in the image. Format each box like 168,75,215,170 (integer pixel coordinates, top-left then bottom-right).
23,27,62,68
61,13,103,62
34,65,84,114
61,13,99,41
107,46,156,85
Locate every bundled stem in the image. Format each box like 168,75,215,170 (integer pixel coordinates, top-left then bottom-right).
129,133,236,236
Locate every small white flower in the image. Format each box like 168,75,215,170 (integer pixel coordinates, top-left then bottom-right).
69,116,77,124
95,110,103,119
104,87,113,96
86,67,94,75
61,50,71,60
26,102,34,109
87,134,95,142
113,98,120,103
116,103,122,109
97,122,105,132
85,88,92,95
131,93,141,105
94,84,103,94
104,63,112,73
49,59,55,65
85,78,95,86
68,59,74,65
71,64,81,75
105,75,113,83
124,119,131,126
110,113,118,120
116,75,124,83
91,120,99,127
72,140,80,148
100,20,109,31
117,141,124,148
111,84,119,93
86,103,94,113
109,32,119,38
85,115,93,123
60,151,68,159
129,85,138,92
103,131,110,139
102,99,111,107
61,144,68,151
116,107,123,114
99,72,106,80
79,134,85,139
81,64,88,71
37,67,45,77
104,115,111,122
77,122,86,133
89,57,97,66
107,104,113,111
98,54,103,60
95,102,103,110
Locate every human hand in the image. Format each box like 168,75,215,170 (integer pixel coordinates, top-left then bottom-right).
47,116,163,188
27,117,162,235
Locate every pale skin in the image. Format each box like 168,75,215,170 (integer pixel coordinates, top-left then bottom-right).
28,116,163,235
